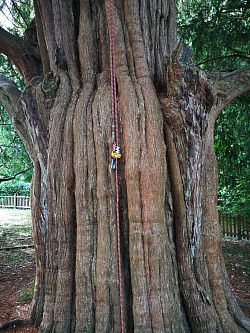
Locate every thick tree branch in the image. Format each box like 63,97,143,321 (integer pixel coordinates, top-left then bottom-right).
33,0,50,74
0,75,34,159
208,67,250,117
196,53,250,66
0,74,21,104
0,166,32,183
0,27,41,83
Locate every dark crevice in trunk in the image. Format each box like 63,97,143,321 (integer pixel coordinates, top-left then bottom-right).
72,0,80,41
70,197,77,333
30,161,47,325
119,172,134,332
165,122,218,332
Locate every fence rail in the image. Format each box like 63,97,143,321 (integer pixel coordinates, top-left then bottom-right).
219,214,250,240
0,198,248,239
0,195,30,209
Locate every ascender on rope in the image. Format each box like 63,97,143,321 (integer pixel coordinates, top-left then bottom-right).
111,143,121,170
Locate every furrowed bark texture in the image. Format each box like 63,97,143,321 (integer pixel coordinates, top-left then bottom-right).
0,1,249,332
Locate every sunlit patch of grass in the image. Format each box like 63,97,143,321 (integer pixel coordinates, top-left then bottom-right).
0,225,32,240
0,209,34,272
0,209,32,241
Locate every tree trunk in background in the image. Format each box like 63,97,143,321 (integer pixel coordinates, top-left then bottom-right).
0,1,250,332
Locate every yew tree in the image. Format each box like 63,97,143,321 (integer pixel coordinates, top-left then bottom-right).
0,1,250,332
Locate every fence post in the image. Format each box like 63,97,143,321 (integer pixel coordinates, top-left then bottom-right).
238,217,242,240
14,193,17,209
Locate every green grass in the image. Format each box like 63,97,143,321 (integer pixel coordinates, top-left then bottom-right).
0,208,32,240
0,208,34,273
18,279,35,303
0,225,32,239
0,208,31,216
8,251,25,261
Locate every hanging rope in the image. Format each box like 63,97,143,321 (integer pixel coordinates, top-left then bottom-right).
107,1,125,333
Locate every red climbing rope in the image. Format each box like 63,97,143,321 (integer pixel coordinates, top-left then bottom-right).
107,1,125,333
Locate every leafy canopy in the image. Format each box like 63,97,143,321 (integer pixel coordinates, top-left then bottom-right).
0,0,33,191
177,0,250,70
177,0,250,217
0,104,32,182
215,95,250,217
0,0,34,36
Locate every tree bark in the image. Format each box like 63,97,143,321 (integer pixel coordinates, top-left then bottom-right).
0,1,250,332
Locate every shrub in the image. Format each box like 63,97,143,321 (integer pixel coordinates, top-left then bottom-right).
0,180,31,196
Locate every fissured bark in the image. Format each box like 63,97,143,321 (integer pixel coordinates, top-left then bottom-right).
0,1,249,332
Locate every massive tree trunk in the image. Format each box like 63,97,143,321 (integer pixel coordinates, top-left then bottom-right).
0,1,250,332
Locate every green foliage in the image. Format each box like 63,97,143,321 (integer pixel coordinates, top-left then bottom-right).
177,1,250,217
9,251,24,262
0,1,33,187
177,0,250,70
18,279,34,303
0,1,33,88
0,105,32,184
0,179,31,195
0,0,34,36
215,93,250,217
0,54,24,88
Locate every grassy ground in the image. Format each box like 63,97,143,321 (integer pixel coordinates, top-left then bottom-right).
0,208,33,270
0,208,33,274
0,208,31,224
0,208,37,332
0,209,32,240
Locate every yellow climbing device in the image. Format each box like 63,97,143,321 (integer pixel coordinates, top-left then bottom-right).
111,151,121,159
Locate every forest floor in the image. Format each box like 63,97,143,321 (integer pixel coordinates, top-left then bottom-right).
0,208,249,332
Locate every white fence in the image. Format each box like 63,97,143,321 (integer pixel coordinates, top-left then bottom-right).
0,195,30,209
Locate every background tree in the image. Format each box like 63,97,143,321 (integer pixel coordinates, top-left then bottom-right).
0,1,250,333
0,0,33,187
177,0,250,218
215,95,250,217
177,0,250,70
0,103,32,184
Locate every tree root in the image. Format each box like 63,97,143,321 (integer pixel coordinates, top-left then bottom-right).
0,244,34,251
0,319,29,331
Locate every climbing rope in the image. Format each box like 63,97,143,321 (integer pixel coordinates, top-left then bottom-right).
107,1,125,333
